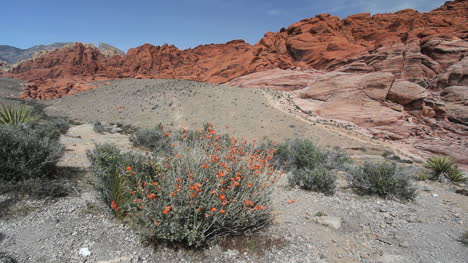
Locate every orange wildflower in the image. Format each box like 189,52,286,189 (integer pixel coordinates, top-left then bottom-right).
220,209,226,214
130,171,136,175
201,164,209,168
244,200,254,206
254,205,266,210
210,207,217,212
146,193,157,200
126,166,132,171
110,200,120,211
164,133,170,137
170,192,177,197
288,200,296,204
162,206,172,214
247,183,253,187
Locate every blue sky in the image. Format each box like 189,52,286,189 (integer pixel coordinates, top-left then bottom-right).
1,0,446,52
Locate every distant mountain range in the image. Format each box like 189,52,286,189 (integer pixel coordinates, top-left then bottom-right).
0,42,124,64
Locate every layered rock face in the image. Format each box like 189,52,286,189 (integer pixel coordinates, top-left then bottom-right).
2,0,466,99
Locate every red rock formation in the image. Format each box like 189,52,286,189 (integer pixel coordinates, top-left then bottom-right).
1,0,466,99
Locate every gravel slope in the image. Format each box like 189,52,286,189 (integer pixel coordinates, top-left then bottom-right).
42,79,397,157
1,125,467,263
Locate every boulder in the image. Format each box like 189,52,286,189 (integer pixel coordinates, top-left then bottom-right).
387,80,427,105
441,86,468,125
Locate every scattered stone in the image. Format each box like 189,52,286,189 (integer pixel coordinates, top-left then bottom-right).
79,248,91,257
315,216,342,230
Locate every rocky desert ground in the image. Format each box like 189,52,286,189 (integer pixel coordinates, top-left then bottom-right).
0,77,467,263
0,0,467,262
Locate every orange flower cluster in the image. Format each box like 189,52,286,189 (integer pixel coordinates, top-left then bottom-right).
123,124,279,224
110,200,120,211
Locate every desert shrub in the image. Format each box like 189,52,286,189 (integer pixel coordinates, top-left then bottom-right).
273,138,350,194
32,117,70,139
0,104,36,125
288,167,336,195
129,124,173,156
273,138,351,171
93,121,108,133
89,125,280,247
274,138,323,171
0,125,64,181
351,162,416,201
87,144,150,213
462,231,468,245
425,156,466,182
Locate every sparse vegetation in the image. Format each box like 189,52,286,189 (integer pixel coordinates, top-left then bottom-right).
129,124,174,156
425,156,466,183
87,143,148,215
273,138,350,195
32,117,70,139
88,125,280,247
0,125,64,181
351,162,416,201
288,168,336,195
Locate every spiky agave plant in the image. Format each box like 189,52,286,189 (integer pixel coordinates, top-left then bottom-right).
0,104,37,125
425,156,466,182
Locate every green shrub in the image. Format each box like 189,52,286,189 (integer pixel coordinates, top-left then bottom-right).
425,156,466,182
32,117,70,139
273,138,350,195
89,125,280,247
93,121,108,133
129,124,173,156
351,162,416,201
0,104,36,125
87,144,150,213
273,138,350,171
274,138,323,171
288,167,336,195
0,125,63,181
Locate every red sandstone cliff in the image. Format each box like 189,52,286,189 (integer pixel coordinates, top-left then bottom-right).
1,0,466,99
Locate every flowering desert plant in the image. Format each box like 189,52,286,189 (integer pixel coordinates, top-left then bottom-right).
90,124,281,247
126,125,280,246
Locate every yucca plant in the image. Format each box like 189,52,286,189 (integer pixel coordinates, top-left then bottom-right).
0,104,37,125
425,156,466,182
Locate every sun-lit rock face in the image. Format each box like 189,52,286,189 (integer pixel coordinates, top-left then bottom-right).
1,0,466,99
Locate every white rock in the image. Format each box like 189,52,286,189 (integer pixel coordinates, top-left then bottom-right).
79,247,91,257
315,216,342,230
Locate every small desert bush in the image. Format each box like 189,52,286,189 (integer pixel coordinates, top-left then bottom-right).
425,156,466,183
129,124,173,156
87,144,149,212
274,138,351,171
89,125,280,247
0,125,64,181
288,167,336,195
273,138,350,194
462,231,468,245
0,104,36,125
32,117,70,139
351,162,416,201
